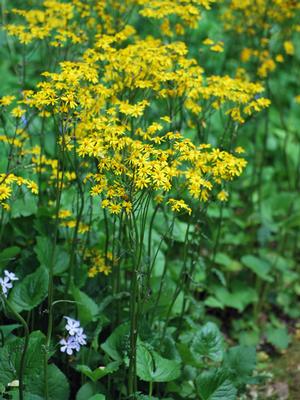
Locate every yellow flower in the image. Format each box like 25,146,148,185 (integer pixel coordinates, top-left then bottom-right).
99,264,112,276
88,266,98,278
235,146,245,154
168,198,192,215
217,190,229,202
0,95,15,106
11,107,26,118
58,209,72,219
0,185,12,201
284,41,294,56
275,54,284,63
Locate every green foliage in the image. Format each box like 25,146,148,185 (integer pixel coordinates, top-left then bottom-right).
195,369,237,400
191,322,224,362
1,0,299,398
8,266,48,312
136,343,181,383
76,362,120,382
72,286,99,325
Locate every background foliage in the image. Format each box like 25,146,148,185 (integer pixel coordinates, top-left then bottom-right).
0,0,300,399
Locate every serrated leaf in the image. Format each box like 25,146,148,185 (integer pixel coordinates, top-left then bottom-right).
196,369,237,400
8,266,48,312
223,346,256,387
191,322,224,362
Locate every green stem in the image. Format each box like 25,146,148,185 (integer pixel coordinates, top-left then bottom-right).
1,293,29,400
44,119,65,399
149,381,153,397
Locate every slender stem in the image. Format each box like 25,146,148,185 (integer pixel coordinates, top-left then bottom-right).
149,381,153,397
1,293,29,400
44,118,66,399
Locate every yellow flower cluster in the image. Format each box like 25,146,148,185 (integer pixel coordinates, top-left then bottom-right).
0,174,38,209
6,0,86,46
16,22,272,215
137,0,215,28
222,0,300,78
85,249,112,278
5,1,272,218
7,0,215,48
57,209,89,234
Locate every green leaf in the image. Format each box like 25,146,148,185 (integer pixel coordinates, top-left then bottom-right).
196,369,237,400
211,269,226,286
237,330,260,347
191,322,224,362
72,285,98,325
223,346,256,387
10,391,43,400
209,286,258,312
76,361,120,382
30,364,70,400
88,395,106,400
241,255,273,282
0,324,21,339
0,331,45,387
266,326,291,350
101,324,129,362
34,236,70,275
11,191,37,218
8,266,48,312
204,297,224,309
76,383,103,400
136,343,181,383
0,247,20,269
215,253,242,272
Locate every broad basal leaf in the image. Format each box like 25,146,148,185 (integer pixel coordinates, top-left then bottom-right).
136,342,181,383
223,346,256,387
191,322,224,362
8,266,48,312
196,369,237,400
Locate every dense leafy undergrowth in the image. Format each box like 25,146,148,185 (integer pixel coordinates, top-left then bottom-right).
0,1,300,399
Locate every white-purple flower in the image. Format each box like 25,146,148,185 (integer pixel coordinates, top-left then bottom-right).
60,316,87,355
59,337,79,355
64,316,80,336
0,276,13,295
0,270,18,297
4,270,18,281
74,327,87,346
